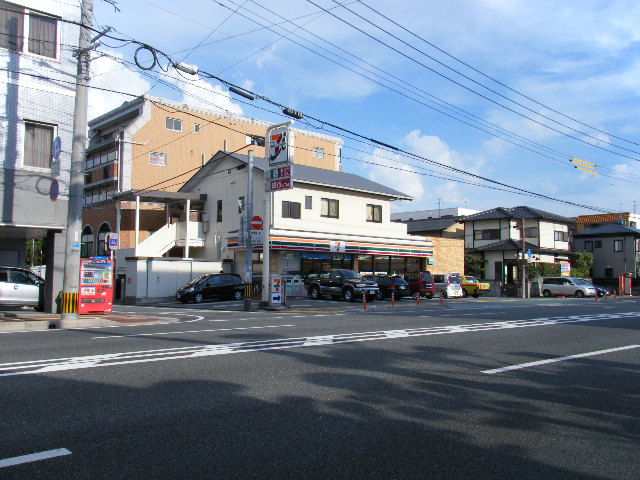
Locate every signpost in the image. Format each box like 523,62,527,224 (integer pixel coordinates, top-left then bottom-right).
250,215,263,246
270,274,282,307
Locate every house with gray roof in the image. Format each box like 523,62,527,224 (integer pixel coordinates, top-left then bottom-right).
119,151,434,292
463,206,575,284
574,222,640,285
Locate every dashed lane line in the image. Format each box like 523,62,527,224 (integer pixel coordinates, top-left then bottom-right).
92,324,295,339
483,344,640,374
2,311,637,377
0,448,71,469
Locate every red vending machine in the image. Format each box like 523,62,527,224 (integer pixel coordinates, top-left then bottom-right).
79,257,114,314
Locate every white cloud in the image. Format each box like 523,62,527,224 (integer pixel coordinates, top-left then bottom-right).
364,147,425,201
88,51,152,120
170,76,244,116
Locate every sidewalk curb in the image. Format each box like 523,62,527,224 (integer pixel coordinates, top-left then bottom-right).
0,316,179,332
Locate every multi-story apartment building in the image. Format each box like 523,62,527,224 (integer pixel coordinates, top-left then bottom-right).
463,206,574,283
0,0,79,311
81,96,344,259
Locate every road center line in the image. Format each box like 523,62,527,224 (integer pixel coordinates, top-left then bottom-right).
482,344,640,374
91,324,295,339
0,448,71,468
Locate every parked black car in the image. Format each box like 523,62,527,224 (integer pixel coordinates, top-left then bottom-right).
364,275,411,300
305,269,378,302
176,273,244,303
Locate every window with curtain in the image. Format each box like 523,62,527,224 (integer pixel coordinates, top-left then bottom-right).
366,204,382,223
321,198,339,218
0,1,23,52
149,152,167,166
24,122,54,168
28,13,56,58
282,201,301,219
216,200,223,222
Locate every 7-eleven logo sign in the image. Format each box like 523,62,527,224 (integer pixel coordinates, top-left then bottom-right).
268,127,292,165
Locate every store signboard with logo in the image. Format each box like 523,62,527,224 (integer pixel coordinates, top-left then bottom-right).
329,241,346,253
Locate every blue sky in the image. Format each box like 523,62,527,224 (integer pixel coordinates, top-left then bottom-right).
89,0,640,217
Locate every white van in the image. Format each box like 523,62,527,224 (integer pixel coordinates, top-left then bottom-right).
432,274,464,298
540,277,596,298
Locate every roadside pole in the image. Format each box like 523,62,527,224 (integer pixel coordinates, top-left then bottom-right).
243,150,254,311
261,121,294,307
521,217,527,299
59,0,93,323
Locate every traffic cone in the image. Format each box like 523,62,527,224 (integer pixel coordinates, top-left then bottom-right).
363,293,367,311
392,290,395,306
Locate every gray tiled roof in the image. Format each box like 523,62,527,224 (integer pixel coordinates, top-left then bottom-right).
574,222,640,237
403,217,461,233
462,206,574,223
181,151,412,199
468,239,567,254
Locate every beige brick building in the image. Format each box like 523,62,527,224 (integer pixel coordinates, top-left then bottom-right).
81,96,344,256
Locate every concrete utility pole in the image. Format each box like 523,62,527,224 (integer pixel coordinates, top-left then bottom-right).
243,150,254,311
59,0,93,323
521,217,527,299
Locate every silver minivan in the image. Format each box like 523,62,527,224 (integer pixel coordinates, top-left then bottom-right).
432,273,464,298
540,276,596,298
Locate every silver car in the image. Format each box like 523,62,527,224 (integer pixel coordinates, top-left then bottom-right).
0,267,45,310
540,276,596,298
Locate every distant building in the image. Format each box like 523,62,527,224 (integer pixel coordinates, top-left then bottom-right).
575,212,640,233
401,217,465,274
0,0,80,311
574,223,640,285
391,207,479,222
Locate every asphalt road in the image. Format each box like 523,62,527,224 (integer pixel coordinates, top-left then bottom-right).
1,296,638,479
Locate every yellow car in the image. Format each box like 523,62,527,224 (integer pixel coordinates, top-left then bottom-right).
450,274,491,298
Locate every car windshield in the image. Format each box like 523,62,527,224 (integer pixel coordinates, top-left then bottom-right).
183,275,212,287
575,279,592,285
449,278,461,284
465,276,479,283
390,277,408,285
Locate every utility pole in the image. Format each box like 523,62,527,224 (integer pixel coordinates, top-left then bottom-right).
243,150,254,311
59,0,93,323
521,217,527,299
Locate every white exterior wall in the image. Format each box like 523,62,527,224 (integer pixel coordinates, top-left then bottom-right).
465,219,507,248
539,221,569,250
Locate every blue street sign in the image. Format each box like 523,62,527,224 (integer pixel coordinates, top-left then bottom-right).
52,136,62,161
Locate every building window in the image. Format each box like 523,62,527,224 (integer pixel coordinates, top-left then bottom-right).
614,240,623,252
605,267,613,278
149,152,167,166
313,147,324,159
194,123,200,133
81,226,94,258
216,200,222,222
584,241,593,252
595,240,602,248
524,227,538,238
474,229,500,241
24,122,54,168
96,223,111,256
28,13,57,58
366,204,382,223
554,230,568,242
165,117,182,131
321,198,339,218
305,196,312,209
0,3,58,58
238,196,245,214
282,201,301,219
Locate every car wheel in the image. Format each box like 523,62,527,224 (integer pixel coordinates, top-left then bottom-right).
440,291,448,299
575,290,585,298
543,289,552,298
461,289,468,298
194,293,203,303
310,286,321,300
233,290,243,301
343,288,355,302
375,290,384,301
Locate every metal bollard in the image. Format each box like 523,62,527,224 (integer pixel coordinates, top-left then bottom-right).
363,292,367,310
391,289,395,306
440,291,445,305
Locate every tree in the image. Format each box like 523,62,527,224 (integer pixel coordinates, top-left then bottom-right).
465,254,486,277
26,238,45,266
570,250,594,278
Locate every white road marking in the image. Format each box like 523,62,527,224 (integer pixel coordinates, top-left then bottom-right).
483,344,640,374
1,312,637,378
91,324,294,339
0,448,71,468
